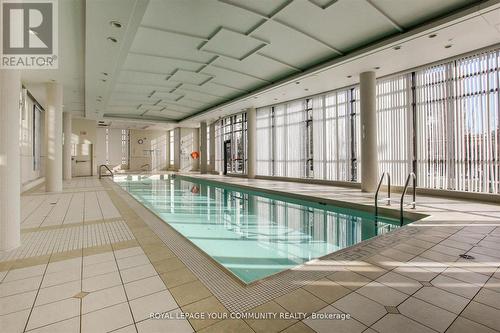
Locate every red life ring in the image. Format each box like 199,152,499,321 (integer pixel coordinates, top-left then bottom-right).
191,151,200,159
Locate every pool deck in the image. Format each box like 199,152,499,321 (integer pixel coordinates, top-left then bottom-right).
1,173,499,333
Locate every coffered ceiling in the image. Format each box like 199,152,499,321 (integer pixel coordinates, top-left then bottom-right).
85,0,490,123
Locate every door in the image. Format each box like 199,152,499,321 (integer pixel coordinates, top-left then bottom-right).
223,140,231,175
72,144,93,177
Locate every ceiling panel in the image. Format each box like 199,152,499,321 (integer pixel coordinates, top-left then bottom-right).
371,0,477,28
123,53,204,73
251,20,334,69
141,0,262,38
275,0,397,52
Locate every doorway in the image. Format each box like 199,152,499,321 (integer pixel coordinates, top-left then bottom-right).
72,143,93,177
223,140,231,175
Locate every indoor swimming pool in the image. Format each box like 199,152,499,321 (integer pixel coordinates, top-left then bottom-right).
114,175,412,283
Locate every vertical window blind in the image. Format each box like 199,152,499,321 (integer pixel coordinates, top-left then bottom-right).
376,75,413,185
251,48,499,194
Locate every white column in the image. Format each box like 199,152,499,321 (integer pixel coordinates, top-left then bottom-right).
63,112,72,180
200,122,207,174
208,122,215,173
192,128,200,171
173,128,180,171
247,107,256,179
45,82,63,192
0,70,21,251
360,71,378,192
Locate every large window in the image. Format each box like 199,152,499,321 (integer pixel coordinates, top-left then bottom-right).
256,87,360,181
222,113,247,174
33,104,42,171
416,50,499,193
251,48,499,194
169,130,174,166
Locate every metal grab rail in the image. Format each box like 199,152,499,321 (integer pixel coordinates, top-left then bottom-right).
400,172,417,225
140,164,150,170
375,172,391,217
98,165,113,179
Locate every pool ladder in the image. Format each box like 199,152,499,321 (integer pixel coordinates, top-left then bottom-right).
375,172,416,226
98,165,114,179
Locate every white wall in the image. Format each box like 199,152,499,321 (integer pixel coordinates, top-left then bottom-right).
71,118,97,174
129,129,168,171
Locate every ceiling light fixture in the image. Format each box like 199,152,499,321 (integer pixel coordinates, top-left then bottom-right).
304,88,309,91
101,79,107,82
107,37,117,43
102,72,108,76
347,75,352,78
295,81,300,84
444,44,453,49
393,45,402,50
428,33,437,38
374,66,381,70
110,21,122,28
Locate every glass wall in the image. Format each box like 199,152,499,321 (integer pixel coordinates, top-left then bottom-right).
169,130,174,167
214,112,247,174
416,50,499,193
256,87,360,181
251,48,499,194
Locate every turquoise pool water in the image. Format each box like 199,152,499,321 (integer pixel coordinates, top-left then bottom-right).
114,174,409,284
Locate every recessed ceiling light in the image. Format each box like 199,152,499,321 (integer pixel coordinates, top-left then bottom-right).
347,75,352,78
295,81,300,84
110,21,122,28
101,79,107,82
102,72,108,76
444,44,453,49
393,45,402,50
304,88,309,91
107,37,117,43
374,66,381,70
274,98,278,101
428,33,437,38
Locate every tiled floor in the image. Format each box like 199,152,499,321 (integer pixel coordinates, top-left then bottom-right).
1,174,499,333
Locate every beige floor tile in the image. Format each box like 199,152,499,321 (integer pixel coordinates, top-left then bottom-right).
114,246,144,259
146,248,176,263
170,280,212,307
392,265,439,281
376,271,423,295
398,296,456,332
333,292,387,326
28,317,79,333
303,305,366,333
41,269,81,288
447,316,498,333
413,286,469,314
356,281,408,306
117,254,150,270
483,276,500,293
181,296,228,331
82,251,115,266
372,314,435,333
303,278,352,303
0,290,37,315
462,301,500,331
120,263,157,283
82,260,117,279
326,270,371,290
198,319,253,333
82,244,113,258
129,290,178,322
244,301,296,333
82,285,127,314
124,275,166,300
442,267,490,286
81,302,134,333
136,308,193,333
26,298,80,331
3,264,46,283
159,267,197,288
110,324,137,333
0,309,31,333
152,257,185,274
35,280,81,306
0,275,43,297
274,288,327,315
474,288,500,310
431,274,481,299
45,258,81,275
280,321,316,333
82,270,122,292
